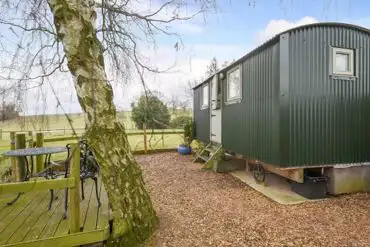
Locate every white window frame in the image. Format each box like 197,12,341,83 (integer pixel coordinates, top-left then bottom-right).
332,47,354,76
226,65,242,104
201,84,209,109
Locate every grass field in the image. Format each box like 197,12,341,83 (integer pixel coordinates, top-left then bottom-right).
0,110,191,133
0,110,190,175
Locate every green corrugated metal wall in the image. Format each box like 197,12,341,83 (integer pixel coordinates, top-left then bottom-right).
193,83,210,143
283,26,370,167
194,23,370,168
221,41,280,164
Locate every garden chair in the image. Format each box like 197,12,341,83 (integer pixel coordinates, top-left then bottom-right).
50,140,101,219
65,140,101,205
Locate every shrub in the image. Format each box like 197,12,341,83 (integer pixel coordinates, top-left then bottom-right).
131,95,171,130
183,119,195,144
170,115,192,129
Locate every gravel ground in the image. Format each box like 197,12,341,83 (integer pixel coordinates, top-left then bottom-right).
138,152,370,247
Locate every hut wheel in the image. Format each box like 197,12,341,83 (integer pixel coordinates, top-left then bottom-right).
253,164,265,183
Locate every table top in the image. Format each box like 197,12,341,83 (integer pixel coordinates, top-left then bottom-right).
2,146,68,157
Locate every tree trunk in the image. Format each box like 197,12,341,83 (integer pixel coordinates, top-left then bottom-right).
47,0,158,245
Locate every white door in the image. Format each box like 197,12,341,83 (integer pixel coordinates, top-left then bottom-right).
210,75,222,143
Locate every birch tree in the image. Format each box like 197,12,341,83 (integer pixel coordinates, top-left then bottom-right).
0,0,214,245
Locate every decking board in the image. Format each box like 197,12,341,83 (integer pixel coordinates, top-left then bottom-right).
0,177,110,246
0,191,45,235
22,190,63,242
0,191,48,244
96,182,110,231
7,190,61,243
53,179,94,236
80,179,95,230
83,179,101,232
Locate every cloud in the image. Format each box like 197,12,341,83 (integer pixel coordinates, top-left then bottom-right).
19,43,248,115
256,16,319,44
112,43,249,110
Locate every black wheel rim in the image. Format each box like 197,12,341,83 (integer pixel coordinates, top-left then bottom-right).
253,164,265,183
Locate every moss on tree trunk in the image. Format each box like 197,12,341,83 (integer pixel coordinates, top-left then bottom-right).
47,0,158,245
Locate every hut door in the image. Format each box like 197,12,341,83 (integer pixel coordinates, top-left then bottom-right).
210,75,222,143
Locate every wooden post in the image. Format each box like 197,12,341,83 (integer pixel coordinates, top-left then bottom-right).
15,133,26,181
27,131,33,173
162,130,165,147
36,132,44,172
27,131,33,147
10,132,17,181
69,143,81,233
143,123,147,154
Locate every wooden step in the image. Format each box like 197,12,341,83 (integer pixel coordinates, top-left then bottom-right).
198,155,209,162
205,145,222,153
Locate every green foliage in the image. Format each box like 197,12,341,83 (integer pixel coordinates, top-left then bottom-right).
183,119,195,144
131,95,171,130
170,116,192,129
0,103,19,122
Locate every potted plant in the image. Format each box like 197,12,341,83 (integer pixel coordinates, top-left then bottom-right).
178,138,192,155
178,120,194,155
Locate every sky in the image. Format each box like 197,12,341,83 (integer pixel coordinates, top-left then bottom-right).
3,0,370,115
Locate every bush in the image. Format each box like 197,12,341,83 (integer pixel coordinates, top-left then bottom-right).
0,103,19,122
170,116,192,129
131,95,171,130
183,119,195,144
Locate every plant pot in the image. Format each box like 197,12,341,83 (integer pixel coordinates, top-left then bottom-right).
178,145,192,155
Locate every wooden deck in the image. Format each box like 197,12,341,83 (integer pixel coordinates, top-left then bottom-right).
0,178,110,246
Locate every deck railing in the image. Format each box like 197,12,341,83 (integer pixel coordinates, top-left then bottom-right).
0,144,81,234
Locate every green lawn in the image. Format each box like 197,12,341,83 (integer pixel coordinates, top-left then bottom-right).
0,133,184,175
0,110,191,133
0,110,190,175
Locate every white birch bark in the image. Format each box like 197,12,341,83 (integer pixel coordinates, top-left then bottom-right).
47,0,158,245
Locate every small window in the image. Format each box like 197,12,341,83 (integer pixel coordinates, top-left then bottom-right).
226,65,241,103
332,47,354,76
201,84,209,109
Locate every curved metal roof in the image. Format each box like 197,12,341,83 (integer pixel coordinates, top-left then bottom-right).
193,22,370,89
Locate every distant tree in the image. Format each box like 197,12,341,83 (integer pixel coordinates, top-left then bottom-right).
0,103,19,122
131,95,171,129
168,94,179,114
170,115,192,129
221,60,229,68
179,100,189,112
206,57,218,76
181,79,198,108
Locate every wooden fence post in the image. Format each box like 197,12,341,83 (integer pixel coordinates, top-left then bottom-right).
10,132,17,181
27,131,33,173
27,131,33,147
15,133,26,181
162,130,165,147
69,143,81,233
36,133,44,172
143,123,147,154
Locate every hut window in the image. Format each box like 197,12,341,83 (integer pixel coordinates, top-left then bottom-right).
332,47,354,76
226,65,241,103
201,84,209,109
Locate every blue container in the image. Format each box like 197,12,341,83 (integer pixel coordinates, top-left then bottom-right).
178,145,192,155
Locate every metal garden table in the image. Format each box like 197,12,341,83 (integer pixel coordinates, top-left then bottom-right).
2,146,68,210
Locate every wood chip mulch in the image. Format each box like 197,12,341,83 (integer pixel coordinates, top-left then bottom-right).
137,152,370,247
